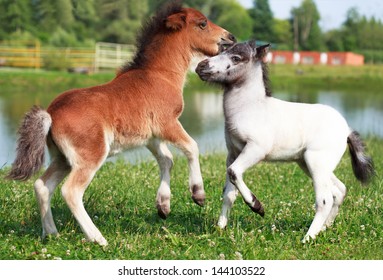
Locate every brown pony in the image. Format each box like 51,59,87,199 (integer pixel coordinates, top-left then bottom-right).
6,2,235,246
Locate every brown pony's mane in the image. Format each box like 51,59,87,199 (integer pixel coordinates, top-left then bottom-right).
119,1,183,74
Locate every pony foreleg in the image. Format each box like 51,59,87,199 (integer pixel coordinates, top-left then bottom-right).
162,120,205,206
218,149,238,228
218,175,238,228
227,144,265,216
147,139,173,219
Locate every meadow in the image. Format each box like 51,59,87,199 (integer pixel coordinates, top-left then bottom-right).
0,65,382,260
0,139,382,260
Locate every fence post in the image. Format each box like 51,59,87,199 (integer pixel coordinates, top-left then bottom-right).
35,40,41,70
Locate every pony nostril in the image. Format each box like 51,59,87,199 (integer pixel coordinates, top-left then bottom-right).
198,59,209,69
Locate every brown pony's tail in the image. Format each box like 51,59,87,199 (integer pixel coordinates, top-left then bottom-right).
6,106,52,181
347,131,374,184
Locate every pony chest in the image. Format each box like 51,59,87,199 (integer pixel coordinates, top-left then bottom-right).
224,100,266,136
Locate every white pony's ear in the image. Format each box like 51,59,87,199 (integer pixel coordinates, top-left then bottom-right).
255,44,271,60
248,40,257,50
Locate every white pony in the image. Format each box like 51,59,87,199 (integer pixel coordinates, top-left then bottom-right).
196,41,374,242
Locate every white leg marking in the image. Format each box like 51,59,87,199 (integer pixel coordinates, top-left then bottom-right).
34,159,69,237
147,139,173,218
61,167,108,246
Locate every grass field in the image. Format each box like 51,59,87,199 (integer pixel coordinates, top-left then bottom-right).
0,138,381,260
1,66,382,260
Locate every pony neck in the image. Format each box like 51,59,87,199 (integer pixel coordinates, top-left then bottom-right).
242,62,268,99
146,32,192,89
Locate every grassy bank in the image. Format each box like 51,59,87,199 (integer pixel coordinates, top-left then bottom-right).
0,138,382,260
1,64,383,96
186,64,383,94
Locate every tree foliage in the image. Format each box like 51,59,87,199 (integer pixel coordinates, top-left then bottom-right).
0,0,383,63
248,0,274,42
291,0,324,51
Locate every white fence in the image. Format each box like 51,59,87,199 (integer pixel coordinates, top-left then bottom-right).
0,41,135,72
94,42,135,72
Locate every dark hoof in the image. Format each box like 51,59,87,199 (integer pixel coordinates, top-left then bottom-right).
157,205,170,220
192,195,205,207
245,194,264,217
191,184,205,207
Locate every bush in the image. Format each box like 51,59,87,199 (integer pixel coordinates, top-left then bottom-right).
43,52,72,71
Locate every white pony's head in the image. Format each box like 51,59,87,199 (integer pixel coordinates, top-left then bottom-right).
195,40,270,86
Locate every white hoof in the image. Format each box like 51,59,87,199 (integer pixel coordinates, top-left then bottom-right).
302,234,315,244
91,236,108,246
217,216,227,229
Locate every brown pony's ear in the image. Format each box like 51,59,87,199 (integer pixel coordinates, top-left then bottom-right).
165,12,187,31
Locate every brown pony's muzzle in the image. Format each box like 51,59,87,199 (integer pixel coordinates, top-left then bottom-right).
218,32,236,53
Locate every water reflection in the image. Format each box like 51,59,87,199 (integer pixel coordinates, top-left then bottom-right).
1,86,382,167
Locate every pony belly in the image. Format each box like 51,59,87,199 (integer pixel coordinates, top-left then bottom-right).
265,145,305,161
106,130,151,157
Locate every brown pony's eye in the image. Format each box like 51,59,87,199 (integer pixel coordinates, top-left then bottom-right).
199,20,207,29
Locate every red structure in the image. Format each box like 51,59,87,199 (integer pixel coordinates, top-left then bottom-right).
269,51,364,66
327,52,364,66
299,51,322,65
271,51,295,64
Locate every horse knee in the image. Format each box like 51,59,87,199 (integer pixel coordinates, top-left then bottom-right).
227,166,238,184
223,185,238,207
164,155,173,170
34,179,51,206
316,193,334,212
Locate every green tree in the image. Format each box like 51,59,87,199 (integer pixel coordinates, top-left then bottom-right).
273,19,293,49
324,29,345,51
214,0,252,41
183,0,252,41
0,0,33,38
96,0,148,43
35,0,74,33
291,0,324,51
248,0,275,42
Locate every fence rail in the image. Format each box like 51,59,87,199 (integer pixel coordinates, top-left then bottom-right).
0,41,135,72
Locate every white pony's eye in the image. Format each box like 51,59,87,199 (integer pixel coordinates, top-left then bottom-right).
231,55,241,63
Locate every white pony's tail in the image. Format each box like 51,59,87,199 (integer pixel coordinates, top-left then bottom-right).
347,131,374,184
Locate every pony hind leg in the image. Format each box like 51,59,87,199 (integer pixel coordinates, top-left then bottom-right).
325,174,347,227
146,138,173,219
302,151,337,242
34,153,70,238
61,164,108,246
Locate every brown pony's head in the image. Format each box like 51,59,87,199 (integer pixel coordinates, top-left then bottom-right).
166,7,236,56
119,2,236,74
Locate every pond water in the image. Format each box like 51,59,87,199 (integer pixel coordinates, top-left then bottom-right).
1,80,382,167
